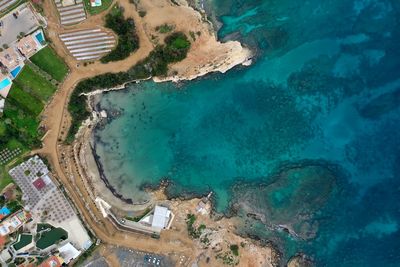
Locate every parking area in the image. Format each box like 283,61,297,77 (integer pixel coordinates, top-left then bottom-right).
0,3,42,46
81,246,176,267
116,249,168,267
0,0,18,14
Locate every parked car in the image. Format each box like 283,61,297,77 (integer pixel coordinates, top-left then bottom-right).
12,13,18,19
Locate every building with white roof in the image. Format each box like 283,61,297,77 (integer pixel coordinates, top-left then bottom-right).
151,206,171,229
0,249,11,262
139,205,173,230
58,242,81,264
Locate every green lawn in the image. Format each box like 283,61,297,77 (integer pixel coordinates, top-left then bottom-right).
0,169,13,191
36,227,68,249
3,102,40,140
13,234,33,251
14,65,57,102
7,84,44,116
30,46,69,82
0,121,6,137
83,0,113,15
0,64,58,152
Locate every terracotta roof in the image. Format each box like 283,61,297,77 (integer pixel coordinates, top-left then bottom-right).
38,256,62,267
17,35,39,58
0,47,21,70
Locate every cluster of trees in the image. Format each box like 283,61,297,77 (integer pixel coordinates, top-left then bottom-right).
66,32,191,142
100,7,139,63
1,100,42,148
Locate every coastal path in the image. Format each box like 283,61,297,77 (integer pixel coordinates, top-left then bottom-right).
32,0,197,262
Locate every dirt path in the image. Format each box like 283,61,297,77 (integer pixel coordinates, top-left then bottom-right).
31,0,251,264
34,0,197,261
100,245,121,267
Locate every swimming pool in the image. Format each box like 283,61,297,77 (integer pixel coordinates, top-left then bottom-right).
0,207,11,217
0,78,11,90
35,31,45,45
10,65,22,78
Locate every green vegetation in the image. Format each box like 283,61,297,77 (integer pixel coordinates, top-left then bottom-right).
7,200,22,213
186,214,206,239
36,227,68,249
138,10,146,17
72,243,97,267
83,0,113,15
67,32,190,142
216,251,237,265
14,65,57,101
100,5,139,63
30,46,69,82
2,99,41,150
13,234,33,251
1,57,62,153
189,31,196,41
230,244,239,256
0,0,24,17
0,172,13,191
14,258,25,265
7,84,44,116
125,207,151,222
156,24,174,33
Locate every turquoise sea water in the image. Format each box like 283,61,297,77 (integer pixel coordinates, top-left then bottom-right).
94,0,400,265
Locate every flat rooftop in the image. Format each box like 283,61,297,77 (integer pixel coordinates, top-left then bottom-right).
0,47,22,70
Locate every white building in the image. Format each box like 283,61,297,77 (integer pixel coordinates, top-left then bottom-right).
58,242,81,264
140,205,173,230
0,249,11,262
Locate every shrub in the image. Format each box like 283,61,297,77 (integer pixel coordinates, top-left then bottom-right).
100,6,139,63
66,32,190,142
156,24,174,33
139,10,146,17
230,244,239,256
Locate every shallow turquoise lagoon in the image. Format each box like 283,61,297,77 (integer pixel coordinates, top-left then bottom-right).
94,0,400,265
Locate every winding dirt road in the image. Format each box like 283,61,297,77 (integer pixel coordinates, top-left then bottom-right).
34,0,197,263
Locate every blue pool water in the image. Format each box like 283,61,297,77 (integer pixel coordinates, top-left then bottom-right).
0,207,11,217
0,78,11,90
10,66,22,79
94,0,400,265
35,31,45,44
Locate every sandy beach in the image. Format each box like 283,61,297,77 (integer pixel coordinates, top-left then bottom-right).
27,0,287,265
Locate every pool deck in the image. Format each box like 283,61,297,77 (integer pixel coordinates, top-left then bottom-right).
0,28,46,98
0,73,12,98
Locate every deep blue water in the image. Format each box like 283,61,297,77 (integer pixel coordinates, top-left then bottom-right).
94,0,400,265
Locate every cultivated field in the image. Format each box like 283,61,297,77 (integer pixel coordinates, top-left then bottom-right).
0,46,68,180
14,65,57,102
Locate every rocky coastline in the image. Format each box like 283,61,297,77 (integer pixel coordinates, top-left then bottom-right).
67,0,315,265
